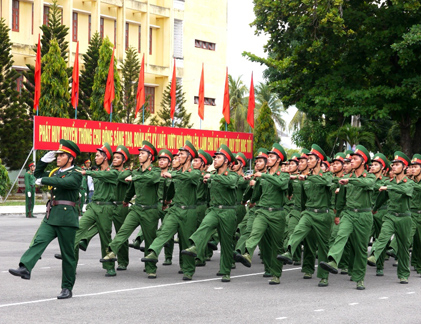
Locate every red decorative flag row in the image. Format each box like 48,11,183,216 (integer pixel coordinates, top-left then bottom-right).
104,48,115,115
198,63,205,120
34,34,41,113
135,54,145,118
71,42,79,109
247,72,255,129
222,67,230,124
170,59,177,120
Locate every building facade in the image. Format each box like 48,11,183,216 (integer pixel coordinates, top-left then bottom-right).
1,0,227,129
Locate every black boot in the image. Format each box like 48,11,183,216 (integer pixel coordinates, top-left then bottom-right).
57,288,72,299
9,265,31,280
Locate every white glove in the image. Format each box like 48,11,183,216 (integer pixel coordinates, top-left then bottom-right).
35,178,42,186
41,151,56,163
27,192,31,198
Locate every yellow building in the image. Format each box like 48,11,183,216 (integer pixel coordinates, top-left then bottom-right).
1,0,227,129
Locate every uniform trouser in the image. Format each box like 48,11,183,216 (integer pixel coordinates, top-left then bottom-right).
148,206,197,276
236,204,247,226
284,209,302,262
389,213,418,254
109,205,159,274
329,221,350,270
25,189,35,217
196,204,210,262
372,213,412,279
301,232,318,274
411,214,421,274
237,209,249,236
245,209,287,278
79,205,130,267
20,221,77,290
74,203,115,271
372,209,388,270
287,210,332,279
190,207,237,275
235,208,257,254
327,210,372,282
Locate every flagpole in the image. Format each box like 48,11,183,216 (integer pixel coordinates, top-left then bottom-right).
75,105,77,119
172,119,174,127
225,122,227,131
110,103,113,122
200,118,201,130
142,104,144,125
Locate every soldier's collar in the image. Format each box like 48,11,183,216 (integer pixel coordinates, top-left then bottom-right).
59,165,74,173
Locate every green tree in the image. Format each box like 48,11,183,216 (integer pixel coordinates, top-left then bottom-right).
288,110,306,133
327,124,376,152
149,80,192,128
38,38,70,117
255,82,286,133
219,117,236,132
253,102,277,156
0,18,32,169
90,37,122,122
79,32,102,119
0,158,11,197
229,75,248,132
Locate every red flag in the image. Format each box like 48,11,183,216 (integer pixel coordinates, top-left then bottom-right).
170,59,177,120
222,67,230,124
104,48,115,114
135,54,145,118
247,72,255,129
198,63,205,120
71,42,79,109
34,34,41,113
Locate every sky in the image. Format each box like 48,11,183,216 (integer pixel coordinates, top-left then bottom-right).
227,0,298,149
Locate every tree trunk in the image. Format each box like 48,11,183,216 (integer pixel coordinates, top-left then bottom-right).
412,118,421,155
399,114,412,156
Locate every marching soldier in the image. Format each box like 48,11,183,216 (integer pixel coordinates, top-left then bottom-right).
320,145,375,290
182,144,238,282
408,154,421,275
367,151,414,284
9,139,82,299
25,162,36,218
278,144,333,287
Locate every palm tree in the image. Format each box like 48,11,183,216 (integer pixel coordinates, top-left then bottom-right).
228,75,248,132
255,82,286,133
289,110,307,132
327,124,375,149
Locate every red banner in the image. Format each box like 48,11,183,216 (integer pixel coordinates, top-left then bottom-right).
34,116,254,158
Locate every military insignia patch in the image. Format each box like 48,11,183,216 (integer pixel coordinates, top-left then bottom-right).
117,148,122,152
224,171,228,175
319,173,323,176
395,155,399,159
404,178,407,182
277,171,280,175
363,173,366,178
148,167,152,171
188,168,192,172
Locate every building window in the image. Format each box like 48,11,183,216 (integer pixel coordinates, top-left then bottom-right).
114,20,116,46
12,0,19,32
125,23,129,51
145,86,155,113
138,26,141,53
88,15,91,42
43,6,49,26
100,18,104,39
31,3,34,34
16,73,23,94
174,20,183,59
194,96,216,106
72,12,78,42
149,28,152,55
194,40,216,51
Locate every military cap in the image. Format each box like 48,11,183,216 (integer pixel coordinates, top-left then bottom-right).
235,152,248,166
57,139,80,158
332,152,346,163
114,145,130,162
28,162,35,168
179,140,198,159
268,143,287,162
308,144,327,161
411,154,421,166
351,145,371,164
344,149,354,162
372,153,389,169
84,159,90,164
392,151,411,166
288,153,301,163
139,140,158,161
157,149,173,162
255,148,269,160
96,142,113,160
322,157,331,168
198,149,212,165
214,144,236,164
297,148,310,159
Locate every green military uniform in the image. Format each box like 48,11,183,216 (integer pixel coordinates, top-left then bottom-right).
182,145,238,281
321,146,375,289
77,174,87,216
24,163,36,218
279,144,333,286
142,141,201,279
10,140,82,297
74,143,118,275
410,154,421,274
234,153,249,226
369,151,414,282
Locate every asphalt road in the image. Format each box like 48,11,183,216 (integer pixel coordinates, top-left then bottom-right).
1,213,420,324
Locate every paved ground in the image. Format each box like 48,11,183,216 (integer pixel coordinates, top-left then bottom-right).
1,213,421,324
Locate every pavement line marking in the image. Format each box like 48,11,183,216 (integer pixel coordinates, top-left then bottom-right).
214,287,223,290
406,292,415,294
349,303,359,306
40,267,51,269
276,317,288,320
0,267,302,308
2,271,8,273
314,309,324,312
379,297,389,300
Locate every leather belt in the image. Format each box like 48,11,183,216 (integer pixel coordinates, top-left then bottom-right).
93,201,114,205
378,205,388,210
174,204,196,210
259,206,284,212
135,204,157,210
411,209,421,214
306,208,329,213
293,206,301,211
210,205,236,210
391,212,411,217
113,201,124,205
197,201,208,206
347,208,371,213
159,199,164,204
46,200,76,219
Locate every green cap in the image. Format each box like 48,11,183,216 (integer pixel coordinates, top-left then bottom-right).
139,140,158,161
198,149,213,165
179,140,198,159
56,139,80,158
344,150,354,162
214,144,236,164
333,152,346,163
372,153,389,169
392,151,411,166
411,154,421,166
308,144,327,161
235,152,248,166
297,148,310,160
255,148,269,160
268,143,287,162
97,142,113,160
289,153,301,162
157,149,173,162
114,145,130,162
351,145,371,164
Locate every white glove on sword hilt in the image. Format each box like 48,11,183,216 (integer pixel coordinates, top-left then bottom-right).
41,151,56,163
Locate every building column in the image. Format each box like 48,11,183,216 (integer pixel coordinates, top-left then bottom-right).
116,4,124,60
61,0,73,66
90,0,100,34
2,0,12,29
